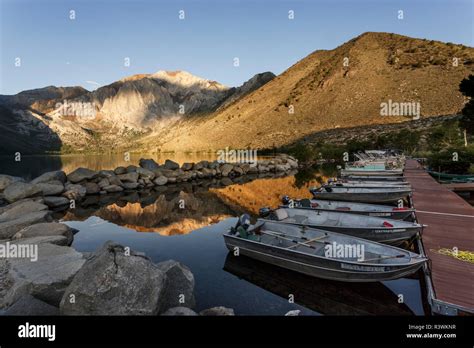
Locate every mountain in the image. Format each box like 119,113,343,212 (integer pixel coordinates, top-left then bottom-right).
1,32,473,154
0,70,274,153
147,32,474,152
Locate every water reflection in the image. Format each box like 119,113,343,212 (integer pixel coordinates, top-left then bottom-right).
223,254,414,315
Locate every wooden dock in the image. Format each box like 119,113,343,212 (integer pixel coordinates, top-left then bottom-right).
404,160,474,315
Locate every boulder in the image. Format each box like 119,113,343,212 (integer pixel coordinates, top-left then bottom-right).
0,200,48,222
199,306,235,316
3,182,42,203
0,211,51,240
62,184,87,201
156,260,195,312
43,196,69,208
136,167,155,180
194,161,209,170
98,170,115,178
103,185,123,193
153,176,168,186
2,294,60,316
8,235,69,246
139,159,160,171
233,166,244,176
108,176,123,186
84,182,100,195
13,222,74,246
31,171,66,185
122,182,139,190
181,163,194,171
117,172,139,183
37,181,64,196
220,164,234,177
0,175,24,191
164,160,180,170
97,178,110,189
161,307,198,316
0,243,85,308
60,242,167,315
67,168,98,183
114,166,127,175
126,165,138,173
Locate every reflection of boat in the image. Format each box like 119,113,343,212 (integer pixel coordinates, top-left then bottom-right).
280,198,414,220
311,186,411,203
262,208,421,244
224,220,427,281
223,254,415,315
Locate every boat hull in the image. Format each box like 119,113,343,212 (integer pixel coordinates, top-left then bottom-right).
224,234,424,282
312,190,410,204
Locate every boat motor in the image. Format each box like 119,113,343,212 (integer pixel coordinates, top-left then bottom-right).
259,207,272,218
281,195,291,205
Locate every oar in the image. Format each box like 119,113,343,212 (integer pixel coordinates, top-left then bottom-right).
287,235,328,249
360,254,406,263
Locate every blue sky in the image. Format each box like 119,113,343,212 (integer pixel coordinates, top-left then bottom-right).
0,0,472,94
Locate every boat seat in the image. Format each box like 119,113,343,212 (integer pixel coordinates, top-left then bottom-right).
247,221,264,233
274,209,289,221
293,215,309,224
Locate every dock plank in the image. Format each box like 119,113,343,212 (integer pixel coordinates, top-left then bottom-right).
404,160,474,312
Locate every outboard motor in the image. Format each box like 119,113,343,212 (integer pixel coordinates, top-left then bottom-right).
259,207,272,218
281,195,291,205
239,214,251,229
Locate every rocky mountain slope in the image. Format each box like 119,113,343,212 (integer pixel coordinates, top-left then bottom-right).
147,32,474,152
1,32,473,154
0,71,274,154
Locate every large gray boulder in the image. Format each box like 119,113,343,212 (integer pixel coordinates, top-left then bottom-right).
2,294,60,316
62,183,87,201
37,181,64,196
164,159,179,170
153,176,168,186
0,243,85,308
0,210,51,240
156,260,195,312
31,171,66,185
117,172,139,183
0,175,24,191
43,196,69,208
60,242,167,315
103,185,123,193
161,307,198,316
136,167,155,180
84,182,100,195
3,182,42,203
0,199,48,222
220,164,234,177
67,168,98,183
8,235,70,247
13,222,74,246
139,158,160,171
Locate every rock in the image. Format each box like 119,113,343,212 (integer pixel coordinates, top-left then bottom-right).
31,171,66,185
43,196,69,208
136,167,155,180
0,200,48,222
139,158,160,171
153,176,168,186
103,185,123,193
2,294,60,316
164,159,179,170
62,184,86,201
13,222,74,246
8,235,69,246
177,171,193,182
117,172,139,183
285,310,301,316
0,175,24,191
97,178,110,189
0,243,85,308
122,182,139,190
220,164,234,177
156,260,195,312
60,242,167,315
37,181,64,196
98,170,115,178
126,165,138,173
233,166,244,176
114,166,127,175
247,165,259,173
181,163,194,171
0,211,51,240
67,168,98,183
194,161,209,170
108,176,123,186
3,182,42,203
199,306,235,316
84,182,100,195
161,307,198,316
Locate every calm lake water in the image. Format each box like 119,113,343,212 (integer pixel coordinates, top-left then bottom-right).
1,154,426,315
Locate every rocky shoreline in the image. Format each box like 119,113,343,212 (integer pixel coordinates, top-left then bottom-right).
0,154,298,315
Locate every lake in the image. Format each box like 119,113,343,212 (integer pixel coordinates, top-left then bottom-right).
0,154,426,315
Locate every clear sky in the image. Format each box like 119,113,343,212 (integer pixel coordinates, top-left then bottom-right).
0,0,472,94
